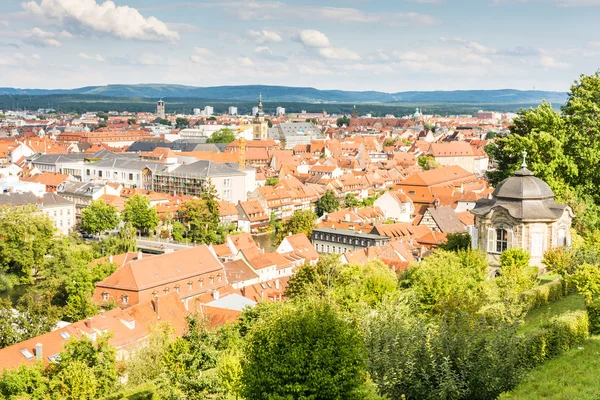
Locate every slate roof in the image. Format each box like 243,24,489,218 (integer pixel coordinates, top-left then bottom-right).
158,160,246,178
425,206,467,234
0,191,39,206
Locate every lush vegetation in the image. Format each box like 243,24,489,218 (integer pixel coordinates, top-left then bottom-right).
206,128,236,144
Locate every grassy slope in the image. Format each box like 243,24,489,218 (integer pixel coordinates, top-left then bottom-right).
518,293,586,334
500,336,600,400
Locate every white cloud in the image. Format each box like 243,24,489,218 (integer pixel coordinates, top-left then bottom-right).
22,0,179,42
79,52,104,62
254,46,272,54
190,47,215,64
24,27,69,47
369,50,391,62
248,29,282,43
238,57,255,67
297,30,330,48
540,55,569,69
0,52,41,66
394,51,429,62
319,47,362,61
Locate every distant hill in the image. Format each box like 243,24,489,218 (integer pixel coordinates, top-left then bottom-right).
0,84,569,104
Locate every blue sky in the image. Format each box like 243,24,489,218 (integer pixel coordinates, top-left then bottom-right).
0,0,598,92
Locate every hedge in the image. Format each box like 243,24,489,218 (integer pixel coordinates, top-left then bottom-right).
520,281,573,312
518,310,589,370
586,299,600,334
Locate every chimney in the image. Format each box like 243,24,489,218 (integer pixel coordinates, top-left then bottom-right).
213,289,220,300
109,255,113,263
137,251,143,260
241,286,246,297
35,343,42,361
84,318,93,329
275,280,280,290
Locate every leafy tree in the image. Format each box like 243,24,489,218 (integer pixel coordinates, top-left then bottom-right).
217,351,243,400
0,363,49,399
80,199,120,235
175,117,190,128
336,116,350,127
242,301,369,400
401,250,488,314
157,118,171,126
0,205,56,283
316,189,340,216
126,323,177,387
439,232,472,252
206,128,236,144
0,294,61,349
123,194,159,235
49,334,118,399
418,155,440,171
180,192,221,245
383,138,397,147
345,193,361,208
172,221,186,242
265,177,279,186
486,131,497,139
495,248,537,312
569,263,600,303
276,209,317,244
127,118,137,125
92,222,137,257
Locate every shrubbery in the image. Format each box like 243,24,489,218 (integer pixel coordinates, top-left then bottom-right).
586,300,600,334
520,281,565,311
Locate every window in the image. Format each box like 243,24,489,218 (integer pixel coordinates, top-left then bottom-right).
496,228,508,253
174,286,180,294
163,287,170,294
98,170,102,178
59,331,71,340
558,229,566,247
188,282,193,290
121,295,129,305
210,276,214,284
20,349,35,360
48,354,61,363
199,278,204,287
129,173,134,180
86,169,90,176
102,292,109,301
223,189,231,199
531,232,543,257
224,178,231,187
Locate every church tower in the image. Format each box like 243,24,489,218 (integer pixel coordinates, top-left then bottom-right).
253,93,269,140
157,99,166,119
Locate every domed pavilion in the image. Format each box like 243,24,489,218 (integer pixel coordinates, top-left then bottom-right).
470,152,573,266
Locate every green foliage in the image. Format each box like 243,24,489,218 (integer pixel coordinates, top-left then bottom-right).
175,117,189,128
276,209,316,245
93,223,137,257
180,187,222,244
0,205,56,283
439,232,471,252
498,248,537,295
569,263,600,303
401,249,488,314
123,194,159,235
586,299,600,334
157,118,170,126
520,281,566,312
486,131,497,139
344,193,360,208
365,306,525,400
336,116,350,127
265,176,279,186
171,221,185,242
81,199,121,235
0,293,61,349
315,189,340,216
242,301,369,400
126,323,177,387
0,363,49,399
206,128,236,144
418,155,440,170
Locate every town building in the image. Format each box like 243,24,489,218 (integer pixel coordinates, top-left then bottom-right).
311,227,390,254
253,95,268,140
157,100,166,119
470,155,573,266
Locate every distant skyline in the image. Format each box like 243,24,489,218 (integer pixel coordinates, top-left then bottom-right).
0,0,598,92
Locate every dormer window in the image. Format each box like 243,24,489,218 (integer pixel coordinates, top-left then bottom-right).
199,278,204,287
188,281,193,290
174,285,180,294
217,274,223,283
210,276,215,284
121,295,129,305
163,287,170,294
102,292,109,301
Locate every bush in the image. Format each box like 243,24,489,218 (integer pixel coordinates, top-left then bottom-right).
520,281,565,311
586,299,600,334
519,310,589,369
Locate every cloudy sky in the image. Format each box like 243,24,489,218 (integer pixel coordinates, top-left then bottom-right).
0,0,598,92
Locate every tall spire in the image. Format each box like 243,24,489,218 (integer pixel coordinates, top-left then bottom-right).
258,93,263,110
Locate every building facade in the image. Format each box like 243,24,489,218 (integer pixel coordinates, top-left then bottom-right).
311,227,390,254
470,160,573,267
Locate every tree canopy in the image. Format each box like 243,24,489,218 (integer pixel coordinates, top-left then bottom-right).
122,194,159,235
80,200,120,235
206,128,236,144
316,189,340,216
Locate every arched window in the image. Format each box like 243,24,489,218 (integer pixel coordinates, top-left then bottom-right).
558,228,567,247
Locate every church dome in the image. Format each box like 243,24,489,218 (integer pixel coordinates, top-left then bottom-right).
492,168,555,200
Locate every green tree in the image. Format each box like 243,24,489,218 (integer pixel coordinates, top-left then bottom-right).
180,189,221,245
569,263,600,303
175,117,190,128
276,209,317,244
80,199,120,235
123,194,159,235
401,250,488,314
486,131,497,139
126,323,177,387
93,222,137,257
345,193,361,208
336,116,350,127
439,232,472,252
50,360,98,400
206,128,236,144
0,205,56,283
315,189,340,216
242,301,369,400
418,155,440,171
217,351,243,400
157,118,171,126
0,363,49,399
172,221,186,242
265,177,279,186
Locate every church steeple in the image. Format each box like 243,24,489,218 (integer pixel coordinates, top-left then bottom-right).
253,92,268,140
